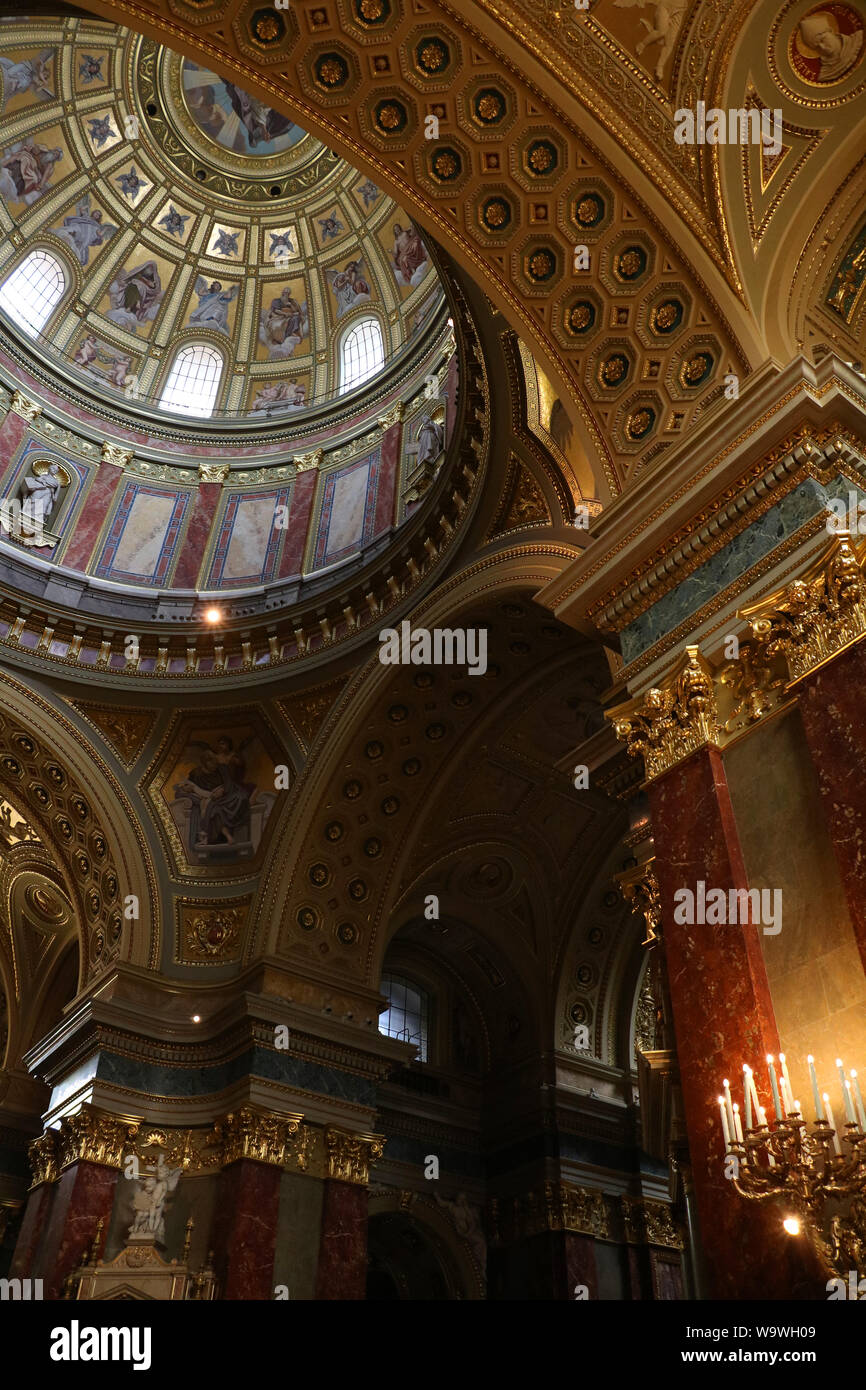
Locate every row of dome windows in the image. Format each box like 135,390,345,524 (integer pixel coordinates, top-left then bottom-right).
0,249,386,417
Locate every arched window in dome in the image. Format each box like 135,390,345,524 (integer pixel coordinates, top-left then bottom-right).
339,315,385,395
0,250,67,337
159,342,223,418
378,972,430,1062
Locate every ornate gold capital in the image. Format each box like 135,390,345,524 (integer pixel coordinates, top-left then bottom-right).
324,1128,385,1184
617,860,661,947
294,449,323,473
198,461,230,483
102,442,133,468
622,1195,683,1249
215,1106,302,1167
57,1105,140,1171
28,1130,59,1187
739,532,866,686
609,645,721,782
377,401,405,430
10,390,41,422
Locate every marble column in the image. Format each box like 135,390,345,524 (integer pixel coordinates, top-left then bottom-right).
648,746,823,1298
210,1158,282,1300
797,639,866,975
38,1161,119,1298
10,1180,54,1280
62,458,123,570
315,1129,382,1300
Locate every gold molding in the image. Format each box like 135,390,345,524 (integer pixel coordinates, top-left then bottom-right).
214,1105,304,1168
56,1105,140,1172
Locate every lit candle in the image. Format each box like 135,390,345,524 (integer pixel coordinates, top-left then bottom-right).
807,1055,822,1123
767,1055,782,1121
823,1093,842,1156
723,1078,735,1137
844,1080,857,1125
779,1052,793,1100
733,1103,744,1144
742,1065,753,1131
851,1070,866,1130
719,1096,731,1149
836,1059,856,1123
780,1074,795,1116
757,1107,775,1164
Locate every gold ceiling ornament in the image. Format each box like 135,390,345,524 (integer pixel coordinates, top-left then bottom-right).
66,703,158,771
56,1105,140,1172
214,1106,303,1167
184,906,241,958
609,645,722,782
101,442,133,469
0,798,39,847
198,462,230,483
10,391,41,422
739,532,866,686
616,859,661,947
323,1127,385,1184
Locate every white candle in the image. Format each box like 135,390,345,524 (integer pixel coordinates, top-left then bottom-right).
719,1096,731,1149
757,1107,775,1164
767,1055,782,1120
807,1055,822,1122
780,1075,795,1116
745,1065,760,1128
823,1093,842,1156
723,1078,735,1137
779,1052,793,1099
733,1103,744,1144
851,1070,866,1130
844,1080,857,1125
742,1065,753,1130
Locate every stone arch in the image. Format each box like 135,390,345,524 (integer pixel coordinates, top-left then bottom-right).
0,672,160,982
366,1194,484,1299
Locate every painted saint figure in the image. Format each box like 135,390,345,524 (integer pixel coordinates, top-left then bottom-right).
259,285,308,356
0,137,62,205
326,258,371,318
390,222,428,288
52,195,116,266
0,49,54,108
106,260,163,331
189,278,239,334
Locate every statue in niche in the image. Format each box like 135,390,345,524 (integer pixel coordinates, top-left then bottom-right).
128,1153,182,1246
416,412,445,470
1,459,69,546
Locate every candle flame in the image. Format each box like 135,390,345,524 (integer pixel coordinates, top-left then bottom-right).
782,1217,801,1236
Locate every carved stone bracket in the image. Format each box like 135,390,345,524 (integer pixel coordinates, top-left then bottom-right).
617,860,661,947
323,1127,385,1185
739,532,866,686
609,645,721,782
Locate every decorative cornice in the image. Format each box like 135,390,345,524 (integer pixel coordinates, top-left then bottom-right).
609,645,721,782
323,1127,385,1185
740,532,866,687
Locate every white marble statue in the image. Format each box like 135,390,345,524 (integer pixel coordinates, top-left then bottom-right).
128,1153,182,1245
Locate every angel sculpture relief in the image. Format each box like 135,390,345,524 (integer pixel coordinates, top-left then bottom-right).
613,0,687,81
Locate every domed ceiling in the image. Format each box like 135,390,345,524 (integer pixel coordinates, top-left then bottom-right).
0,17,445,420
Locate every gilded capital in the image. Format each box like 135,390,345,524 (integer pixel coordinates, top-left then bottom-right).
609,645,721,782
198,461,230,483
102,441,133,468
294,449,323,473
377,401,405,431
10,389,41,421
324,1128,385,1184
739,532,866,686
28,1129,59,1187
214,1105,302,1167
57,1105,139,1170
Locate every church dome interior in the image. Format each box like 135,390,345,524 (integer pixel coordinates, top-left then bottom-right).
0,0,865,1337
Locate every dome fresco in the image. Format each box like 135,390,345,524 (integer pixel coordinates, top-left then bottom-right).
0,20,445,421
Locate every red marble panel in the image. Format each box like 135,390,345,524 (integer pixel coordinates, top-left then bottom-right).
278,469,316,579
62,461,123,571
562,1231,598,1301
210,1160,281,1300
173,482,221,589
0,410,28,486
374,424,401,534
315,1180,367,1300
798,641,866,975
10,1179,55,1279
649,747,823,1298
38,1161,118,1299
